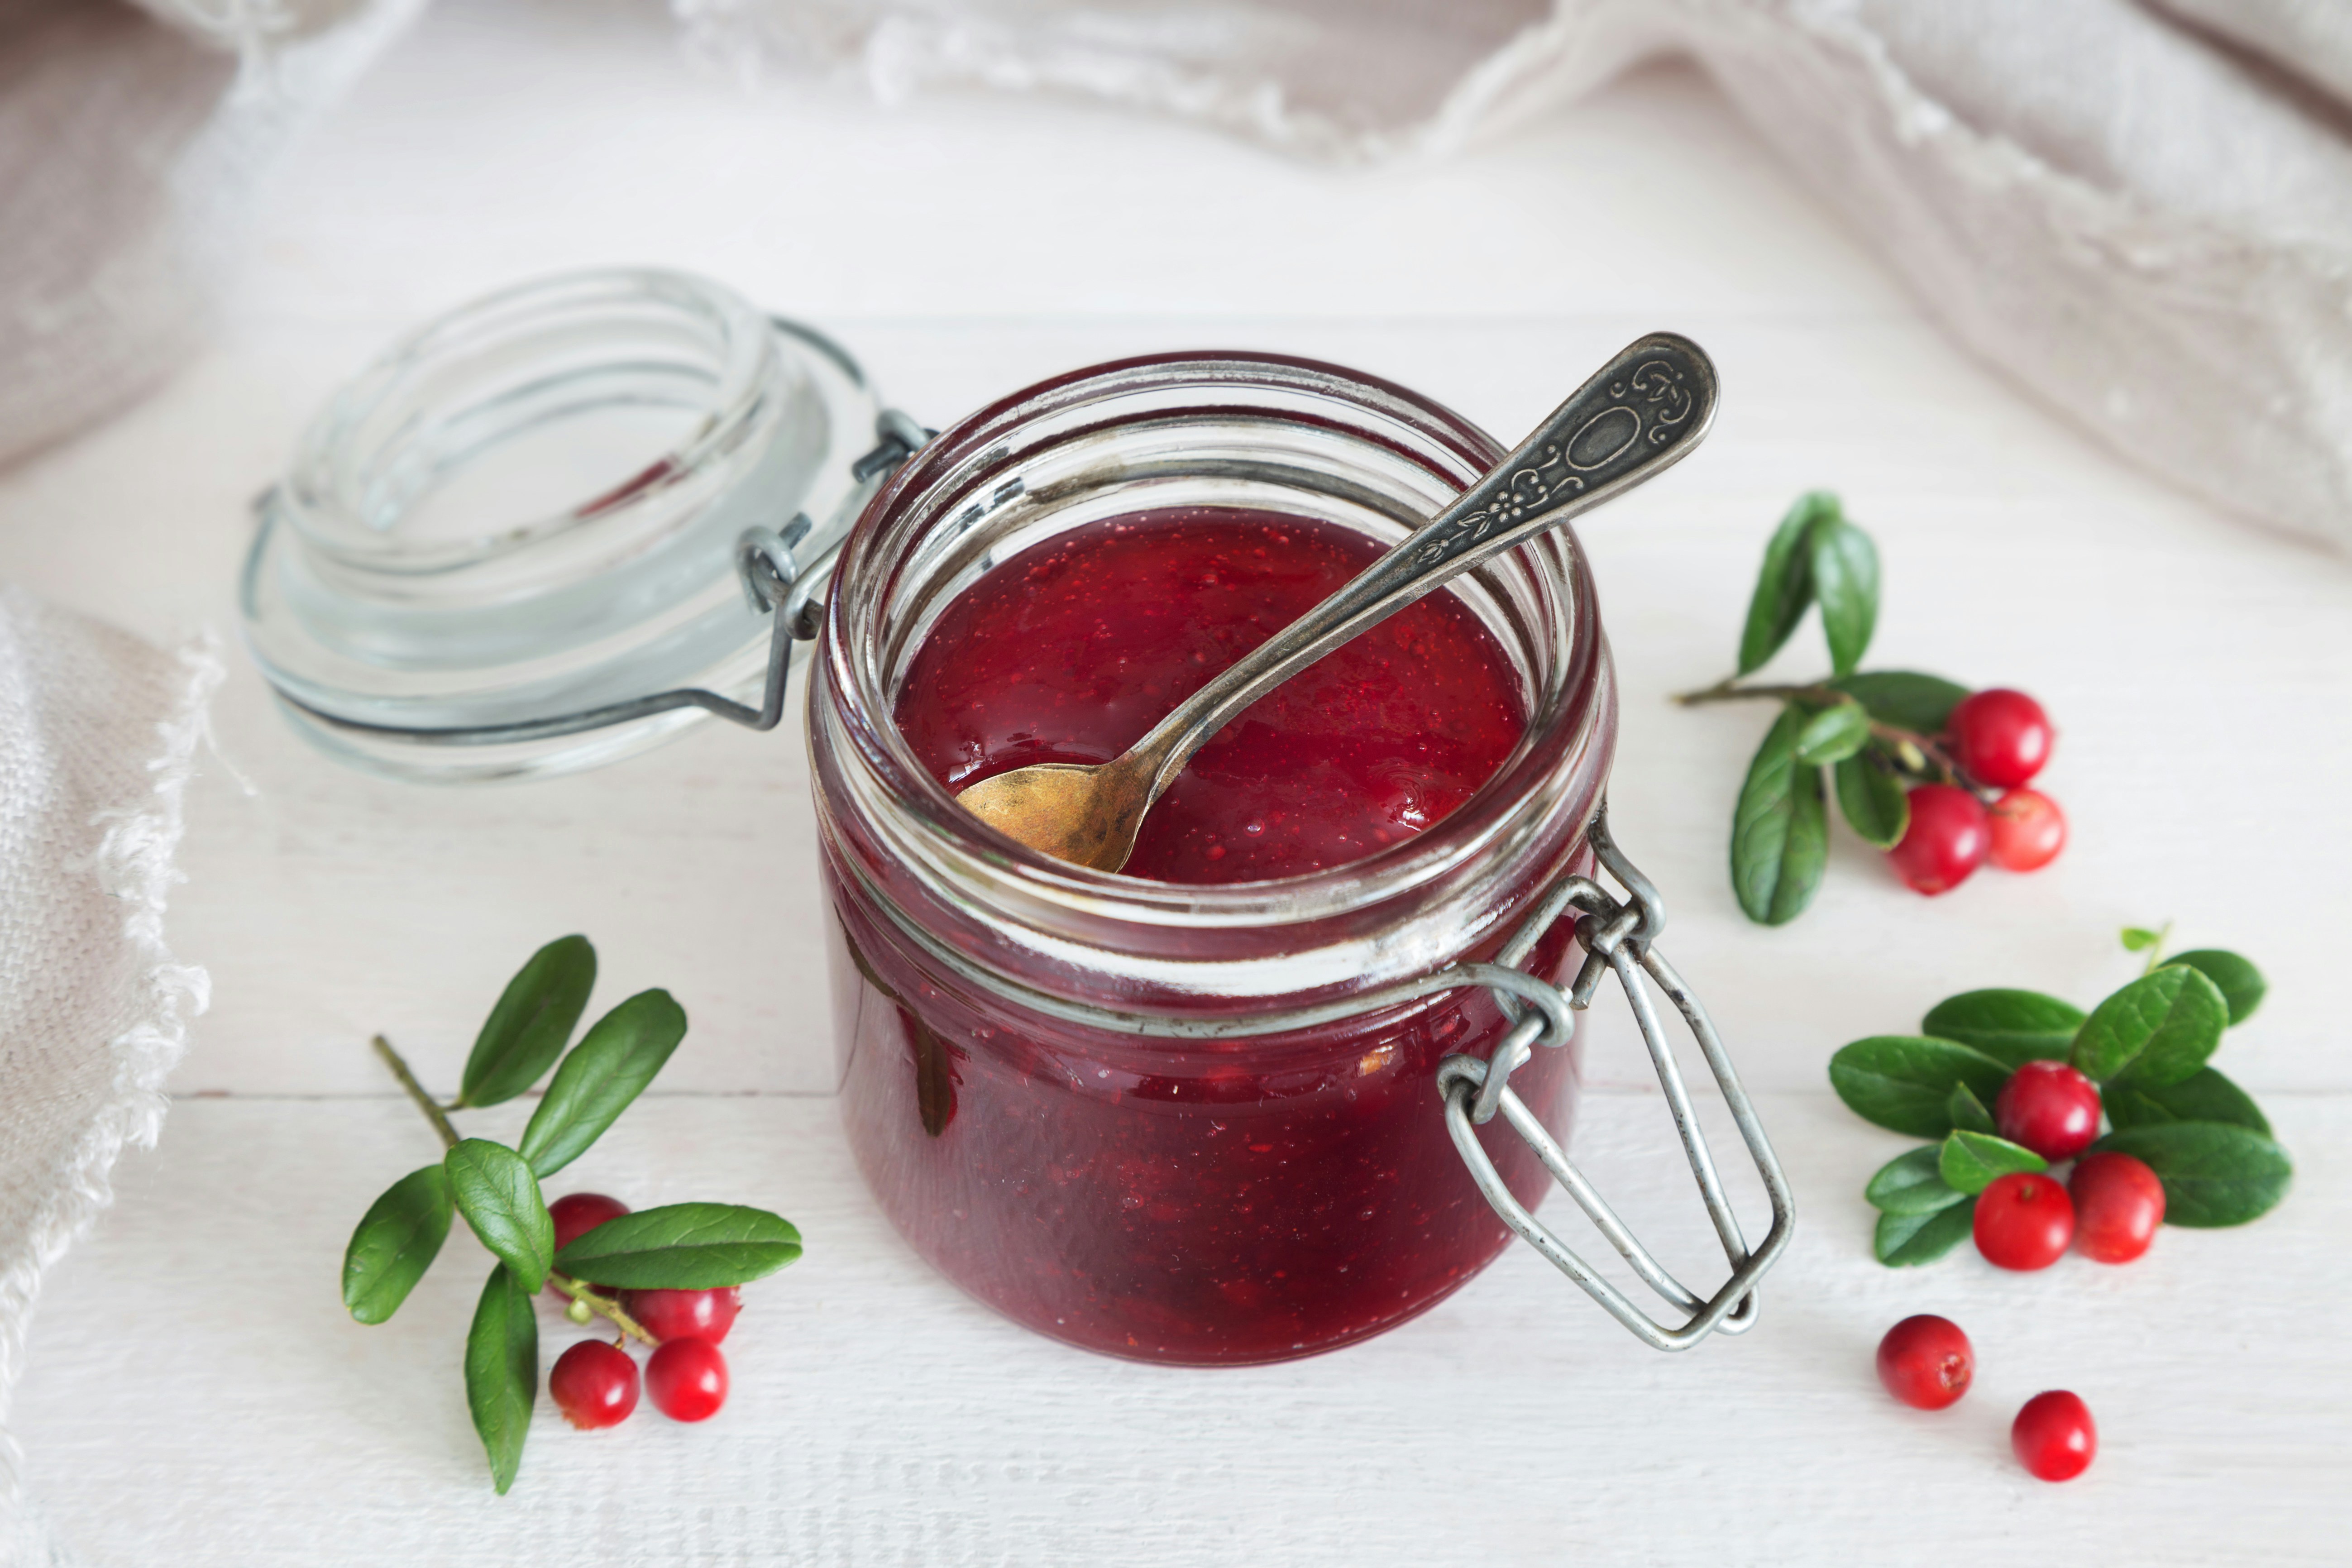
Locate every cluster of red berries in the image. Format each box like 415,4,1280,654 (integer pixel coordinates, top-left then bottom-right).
1888,689,2066,897
545,1193,737,1430
1875,1315,2096,1481
1974,1061,2166,1269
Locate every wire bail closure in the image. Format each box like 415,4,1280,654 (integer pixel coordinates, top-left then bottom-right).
1434,807,1794,1350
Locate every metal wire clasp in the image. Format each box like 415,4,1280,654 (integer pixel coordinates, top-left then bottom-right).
1434,805,1794,1351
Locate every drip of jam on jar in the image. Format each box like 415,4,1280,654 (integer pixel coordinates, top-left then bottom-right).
893,505,1528,881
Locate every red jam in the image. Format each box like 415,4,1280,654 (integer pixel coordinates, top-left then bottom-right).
893,506,1527,882
832,504,1582,1364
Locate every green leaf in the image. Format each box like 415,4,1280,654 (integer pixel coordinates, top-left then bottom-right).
554,1202,803,1290
1827,1035,2014,1138
2074,966,2229,1086
1731,703,1829,926
1875,1200,1976,1266
341,1165,453,1325
1919,989,2085,1069
1826,671,1970,735
2104,1066,2271,1138
2094,1123,2293,1228
2165,950,2266,1026
445,1139,555,1293
459,935,597,1108
1946,1082,1996,1135
1938,1129,2048,1195
1865,1146,1969,1215
2120,926,2164,953
1793,701,1872,766
464,1265,537,1495
1808,514,1880,675
1832,750,1908,848
1737,492,1834,675
517,989,688,1179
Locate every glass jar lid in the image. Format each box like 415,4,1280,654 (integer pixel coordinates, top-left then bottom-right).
240,267,914,782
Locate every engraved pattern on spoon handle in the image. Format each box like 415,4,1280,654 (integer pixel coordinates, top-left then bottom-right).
1127,333,1718,798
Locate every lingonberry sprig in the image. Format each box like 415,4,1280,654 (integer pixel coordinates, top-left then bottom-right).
341,936,802,1494
1828,929,2290,1269
1676,491,2066,923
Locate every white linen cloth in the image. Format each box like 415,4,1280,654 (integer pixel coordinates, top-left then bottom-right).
684,0,2352,553
0,592,216,1565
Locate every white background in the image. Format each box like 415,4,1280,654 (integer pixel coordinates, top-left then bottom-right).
5,0,2349,1561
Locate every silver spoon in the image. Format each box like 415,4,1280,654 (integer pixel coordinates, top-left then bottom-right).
955,332,1719,871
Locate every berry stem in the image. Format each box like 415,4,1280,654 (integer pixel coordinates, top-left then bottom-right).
372,1034,460,1151
550,1273,659,1346
1671,678,1989,798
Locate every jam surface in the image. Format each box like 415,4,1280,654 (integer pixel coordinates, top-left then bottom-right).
893,505,1528,882
839,502,1580,1364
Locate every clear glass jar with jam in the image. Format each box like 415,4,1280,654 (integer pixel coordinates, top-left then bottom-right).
245,268,1791,1366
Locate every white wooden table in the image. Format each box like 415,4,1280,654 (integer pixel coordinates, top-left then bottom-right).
6,3,2350,1562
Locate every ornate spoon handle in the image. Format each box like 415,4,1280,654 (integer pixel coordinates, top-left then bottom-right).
1125,332,1719,800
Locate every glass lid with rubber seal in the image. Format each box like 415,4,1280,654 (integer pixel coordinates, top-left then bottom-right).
239,267,921,783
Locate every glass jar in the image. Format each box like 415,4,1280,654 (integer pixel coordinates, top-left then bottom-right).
244,270,1789,1363
809,354,1614,1363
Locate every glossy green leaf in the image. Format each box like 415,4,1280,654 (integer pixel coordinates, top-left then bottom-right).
1938,1129,2048,1195
1828,1035,2014,1138
445,1139,554,1293
2103,1066,2271,1138
2075,966,2229,1086
1808,514,1880,675
1865,1146,1969,1215
554,1202,803,1290
1875,1200,1976,1266
1832,750,1908,848
517,989,688,1178
2165,950,2266,1026
1737,491,1835,675
1793,701,1872,766
2094,1123,2292,1228
464,1264,537,1495
1946,1082,1996,1135
341,1164,453,1325
458,935,596,1108
1919,989,2085,1069
2120,926,2164,953
1826,671,1970,736
1731,703,1829,926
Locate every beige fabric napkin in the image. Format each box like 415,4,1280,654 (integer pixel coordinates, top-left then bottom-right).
685,0,2352,553
0,592,216,1566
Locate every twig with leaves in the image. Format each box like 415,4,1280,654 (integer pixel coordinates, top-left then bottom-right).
341,936,802,1493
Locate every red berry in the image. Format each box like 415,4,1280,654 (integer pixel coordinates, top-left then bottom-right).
1886,784,1989,895
623,1286,742,1345
1973,1171,2075,1270
2070,1151,2166,1263
1987,788,2066,872
1993,1060,2102,1162
548,1192,630,1254
645,1336,729,1422
2012,1390,2097,1481
1948,689,2053,788
1875,1315,1974,1410
548,1340,639,1430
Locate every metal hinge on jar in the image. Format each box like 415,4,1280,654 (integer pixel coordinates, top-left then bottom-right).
1431,805,1794,1350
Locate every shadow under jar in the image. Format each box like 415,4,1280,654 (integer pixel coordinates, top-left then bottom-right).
810,354,1617,1365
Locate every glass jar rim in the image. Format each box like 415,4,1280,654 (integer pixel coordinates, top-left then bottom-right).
819,348,1613,936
